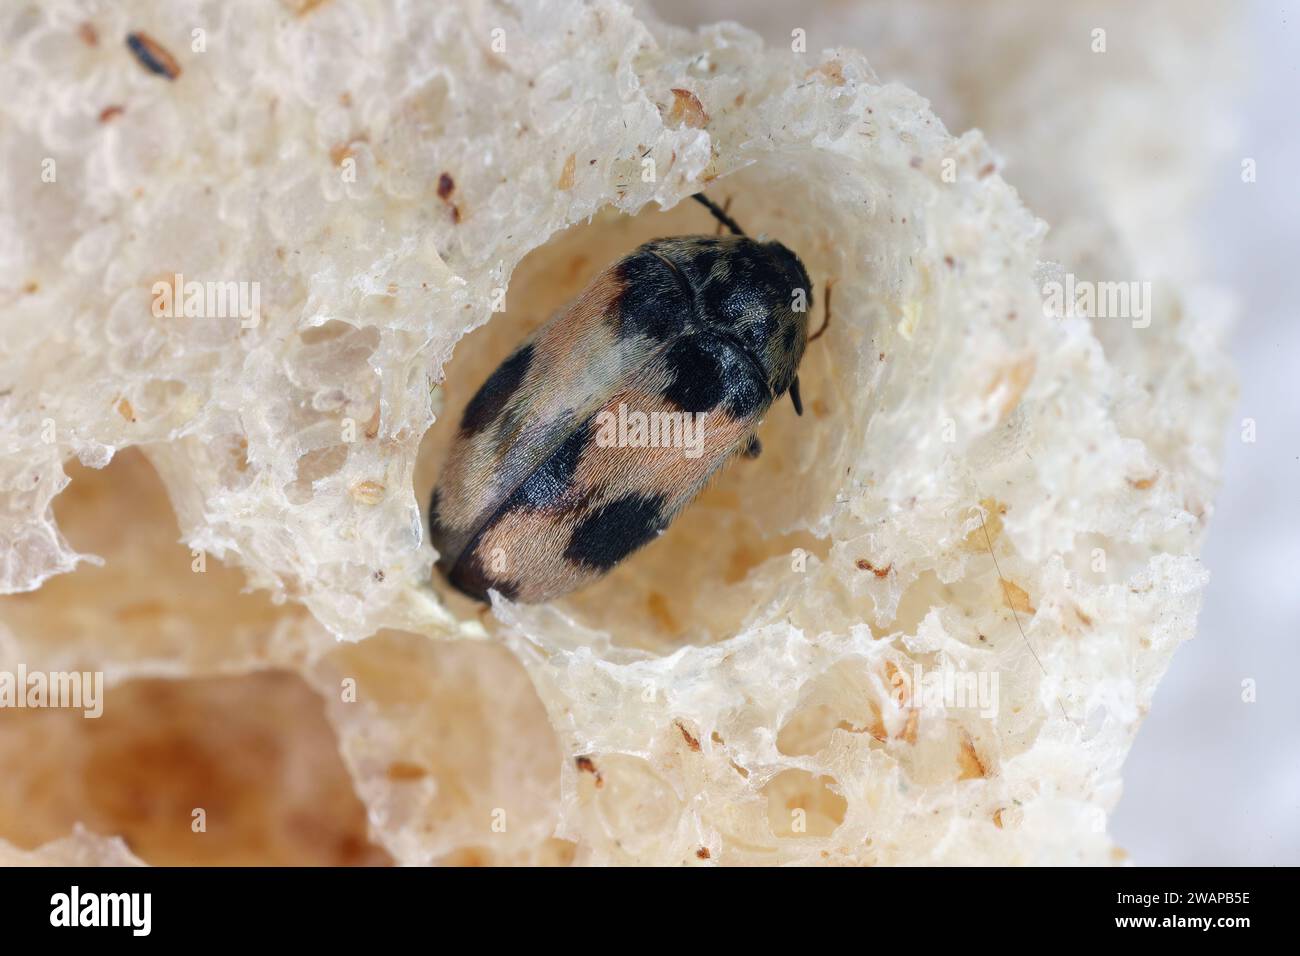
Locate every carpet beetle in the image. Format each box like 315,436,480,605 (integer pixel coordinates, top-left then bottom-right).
430,194,818,603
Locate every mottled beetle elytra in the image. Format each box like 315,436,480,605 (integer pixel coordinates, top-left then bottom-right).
429,193,818,603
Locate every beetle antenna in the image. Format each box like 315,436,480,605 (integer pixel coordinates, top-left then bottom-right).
692,193,747,237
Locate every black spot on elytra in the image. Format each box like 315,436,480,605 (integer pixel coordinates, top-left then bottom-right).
506,415,593,511
459,343,533,435
448,547,520,603
663,337,725,412
616,252,691,341
725,369,767,419
565,493,667,571
664,333,771,420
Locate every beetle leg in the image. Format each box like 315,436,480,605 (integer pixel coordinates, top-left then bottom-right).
790,376,803,416
809,279,833,342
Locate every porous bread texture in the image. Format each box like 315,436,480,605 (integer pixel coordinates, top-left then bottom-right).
0,0,1233,865
0,825,146,867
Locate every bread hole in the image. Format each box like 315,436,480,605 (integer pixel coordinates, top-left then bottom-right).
419,157,864,654
763,769,848,839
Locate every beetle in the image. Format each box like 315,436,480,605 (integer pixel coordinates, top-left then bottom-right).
429,194,818,603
